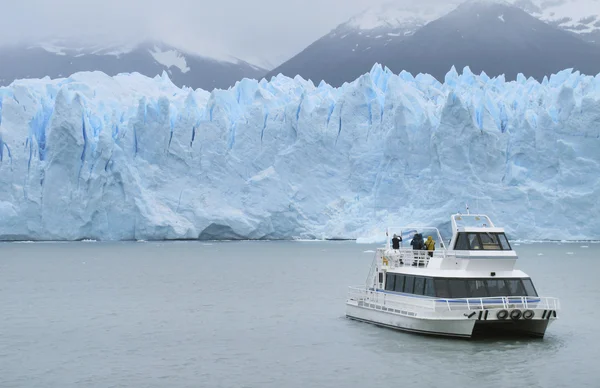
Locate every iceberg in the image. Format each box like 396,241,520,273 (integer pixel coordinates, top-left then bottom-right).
0,65,599,241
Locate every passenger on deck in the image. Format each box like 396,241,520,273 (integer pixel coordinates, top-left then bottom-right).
411,233,425,250
425,236,435,257
392,234,402,250
410,233,425,266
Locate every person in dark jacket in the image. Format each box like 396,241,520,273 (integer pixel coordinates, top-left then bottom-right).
411,233,425,250
392,234,402,250
410,233,426,266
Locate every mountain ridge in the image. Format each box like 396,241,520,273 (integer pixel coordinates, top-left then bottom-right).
0,39,267,90
267,1,600,86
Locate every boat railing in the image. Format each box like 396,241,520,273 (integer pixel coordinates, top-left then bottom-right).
347,286,438,312
347,287,560,313
379,248,455,269
433,296,561,312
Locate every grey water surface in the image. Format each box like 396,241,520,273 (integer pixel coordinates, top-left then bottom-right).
0,241,598,387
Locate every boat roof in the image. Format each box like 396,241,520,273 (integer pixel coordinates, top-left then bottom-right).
387,267,530,279
451,214,495,229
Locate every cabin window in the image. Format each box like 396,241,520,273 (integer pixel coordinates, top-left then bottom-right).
434,278,539,298
486,279,509,296
434,279,451,298
468,234,481,250
480,233,501,250
382,275,535,298
454,233,470,250
413,277,425,295
522,278,538,296
404,276,415,294
384,274,434,296
498,233,511,250
385,273,395,291
394,275,405,293
454,232,512,250
505,279,526,296
448,279,469,298
424,278,436,297
467,280,488,297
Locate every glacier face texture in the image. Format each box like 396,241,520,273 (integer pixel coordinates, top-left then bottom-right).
0,66,599,241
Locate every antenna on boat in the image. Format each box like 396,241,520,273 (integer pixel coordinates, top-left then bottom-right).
385,227,390,250
466,203,470,215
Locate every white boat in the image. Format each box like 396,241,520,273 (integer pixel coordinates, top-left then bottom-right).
346,213,560,339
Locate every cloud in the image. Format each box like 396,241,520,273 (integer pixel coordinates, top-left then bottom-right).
0,0,400,66
2,0,597,67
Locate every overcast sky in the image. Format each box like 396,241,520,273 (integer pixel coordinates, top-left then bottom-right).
0,0,398,67
2,0,590,68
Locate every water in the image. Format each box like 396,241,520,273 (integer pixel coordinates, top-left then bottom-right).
1,241,598,387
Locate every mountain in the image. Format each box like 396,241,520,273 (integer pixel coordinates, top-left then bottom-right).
0,40,268,90
265,1,454,86
267,0,600,85
516,0,600,44
1,67,599,240
346,0,600,43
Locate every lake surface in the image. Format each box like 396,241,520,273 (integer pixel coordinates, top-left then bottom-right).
1,241,598,387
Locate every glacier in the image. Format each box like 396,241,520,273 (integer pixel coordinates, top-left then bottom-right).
0,65,599,241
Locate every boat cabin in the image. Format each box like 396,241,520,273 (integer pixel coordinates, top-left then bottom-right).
382,273,538,299
448,214,512,251
372,213,536,298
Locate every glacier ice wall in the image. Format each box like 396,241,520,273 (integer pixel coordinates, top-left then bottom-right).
0,66,599,241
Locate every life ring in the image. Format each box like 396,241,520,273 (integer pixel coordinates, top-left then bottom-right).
382,257,389,265
510,309,522,320
523,310,534,320
497,309,509,320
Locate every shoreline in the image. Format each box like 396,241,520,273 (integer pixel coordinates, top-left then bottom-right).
2,238,600,244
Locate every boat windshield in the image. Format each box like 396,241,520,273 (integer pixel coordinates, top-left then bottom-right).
453,215,493,228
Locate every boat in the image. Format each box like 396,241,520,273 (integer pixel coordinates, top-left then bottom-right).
346,213,560,339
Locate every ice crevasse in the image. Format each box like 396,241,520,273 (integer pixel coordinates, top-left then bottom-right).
0,64,598,241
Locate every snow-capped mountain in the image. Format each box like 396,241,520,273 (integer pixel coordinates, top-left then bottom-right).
517,0,600,43
342,1,458,32
265,2,451,86
0,40,267,90
339,0,600,40
268,0,600,85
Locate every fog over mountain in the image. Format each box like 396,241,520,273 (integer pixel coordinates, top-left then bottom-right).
268,0,600,85
1,1,599,85
0,0,386,69
0,40,266,90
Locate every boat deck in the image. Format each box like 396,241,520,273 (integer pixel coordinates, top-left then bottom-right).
347,286,560,314
380,247,447,268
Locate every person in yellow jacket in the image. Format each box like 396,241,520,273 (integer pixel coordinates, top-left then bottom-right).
425,236,435,257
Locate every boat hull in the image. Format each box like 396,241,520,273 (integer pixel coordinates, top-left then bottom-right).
471,319,551,338
346,303,554,339
345,303,475,338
